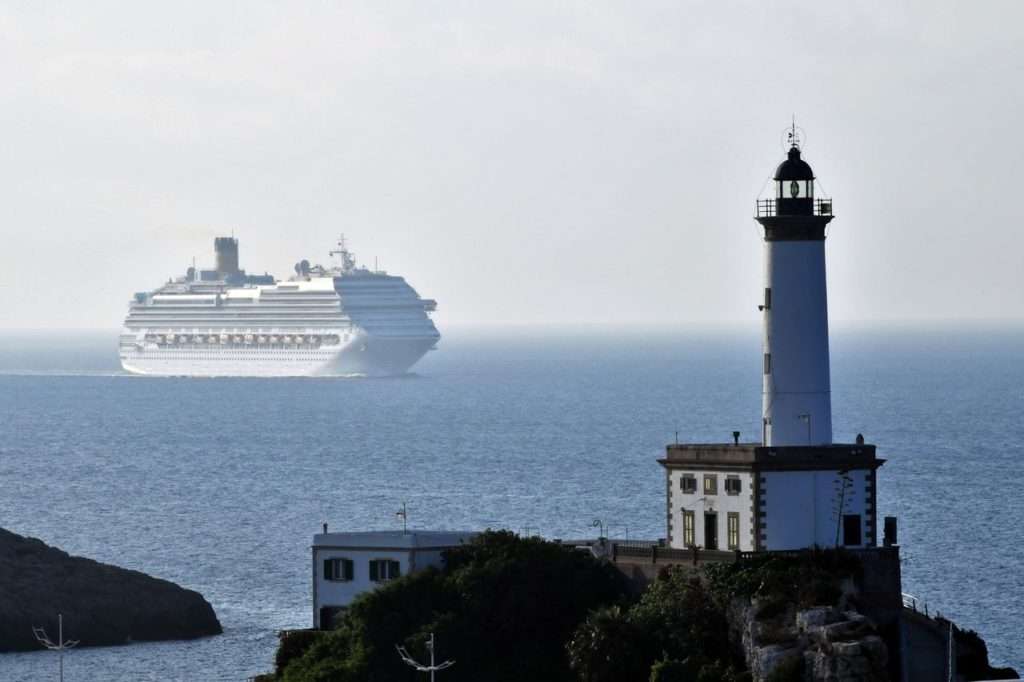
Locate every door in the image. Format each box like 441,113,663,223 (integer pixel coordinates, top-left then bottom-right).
843,514,862,546
704,512,718,550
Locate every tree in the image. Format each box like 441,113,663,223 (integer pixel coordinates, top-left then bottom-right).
280,531,629,682
566,606,650,682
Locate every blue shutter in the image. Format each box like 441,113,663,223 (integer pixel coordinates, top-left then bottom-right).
390,560,401,578
323,559,333,580
343,559,353,581
369,560,379,582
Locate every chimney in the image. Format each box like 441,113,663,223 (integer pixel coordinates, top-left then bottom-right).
214,237,240,276
732,431,740,446
322,523,328,534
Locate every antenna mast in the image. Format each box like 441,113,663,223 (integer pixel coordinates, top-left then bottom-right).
329,234,356,273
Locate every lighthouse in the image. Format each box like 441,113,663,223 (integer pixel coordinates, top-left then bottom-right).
660,128,884,552
756,131,834,446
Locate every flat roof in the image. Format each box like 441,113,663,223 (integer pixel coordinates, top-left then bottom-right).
661,442,883,471
313,530,478,549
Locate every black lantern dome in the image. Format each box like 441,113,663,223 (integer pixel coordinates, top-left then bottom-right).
755,135,833,240
774,145,814,181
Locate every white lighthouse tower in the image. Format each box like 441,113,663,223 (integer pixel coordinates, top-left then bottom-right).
756,129,834,446
660,128,886,553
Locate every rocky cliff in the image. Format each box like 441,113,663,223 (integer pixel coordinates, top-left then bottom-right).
734,599,888,682
0,527,221,652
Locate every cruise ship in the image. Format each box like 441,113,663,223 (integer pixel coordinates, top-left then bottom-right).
118,237,440,377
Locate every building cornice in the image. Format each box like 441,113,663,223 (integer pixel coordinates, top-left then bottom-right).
659,443,883,472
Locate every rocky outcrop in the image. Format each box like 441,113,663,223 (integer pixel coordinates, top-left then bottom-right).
0,527,221,652
733,598,888,682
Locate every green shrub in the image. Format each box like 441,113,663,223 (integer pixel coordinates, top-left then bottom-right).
765,655,804,682
274,630,326,676
280,531,629,682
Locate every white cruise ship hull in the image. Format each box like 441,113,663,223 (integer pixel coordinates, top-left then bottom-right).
120,333,437,378
120,240,440,378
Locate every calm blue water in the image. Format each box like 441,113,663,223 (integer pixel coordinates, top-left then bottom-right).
0,327,1021,680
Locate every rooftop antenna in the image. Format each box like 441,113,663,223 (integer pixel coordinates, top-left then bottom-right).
329,234,356,273
396,632,455,681
33,613,79,682
396,502,408,534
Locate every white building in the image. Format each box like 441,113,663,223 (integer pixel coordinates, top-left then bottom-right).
311,530,476,629
662,132,884,553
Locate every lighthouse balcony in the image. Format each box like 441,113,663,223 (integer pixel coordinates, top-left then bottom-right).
756,197,833,218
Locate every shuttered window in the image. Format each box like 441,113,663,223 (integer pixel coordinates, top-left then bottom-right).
683,511,695,547
728,513,740,550
324,558,354,582
369,559,402,583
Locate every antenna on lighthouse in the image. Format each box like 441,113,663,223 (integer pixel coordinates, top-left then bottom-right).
782,117,805,151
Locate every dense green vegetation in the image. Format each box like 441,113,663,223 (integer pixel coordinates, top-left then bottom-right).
277,531,628,681
566,568,747,681
272,535,869,681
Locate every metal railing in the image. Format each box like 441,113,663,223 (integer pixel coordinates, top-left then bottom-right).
756,198,833,218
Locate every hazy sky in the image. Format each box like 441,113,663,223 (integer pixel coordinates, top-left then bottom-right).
2,2,1022,330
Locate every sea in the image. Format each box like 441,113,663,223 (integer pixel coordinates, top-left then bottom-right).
0,326,1021,680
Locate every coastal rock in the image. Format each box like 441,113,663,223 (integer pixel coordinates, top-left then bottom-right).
0,527,221,652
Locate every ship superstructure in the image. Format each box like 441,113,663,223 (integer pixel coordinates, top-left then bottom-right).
119,237,440,377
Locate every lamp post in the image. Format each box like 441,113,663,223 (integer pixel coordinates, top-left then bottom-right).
397,632,455,682
33,613,78,682
592,519,606,541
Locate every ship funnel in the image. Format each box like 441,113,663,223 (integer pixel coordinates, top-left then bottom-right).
215,237,240,276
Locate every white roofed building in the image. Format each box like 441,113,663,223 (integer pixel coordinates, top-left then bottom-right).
311,529,476,630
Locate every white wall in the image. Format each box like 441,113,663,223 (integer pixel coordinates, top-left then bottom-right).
762,240,833,446
667,469,756,551
762,469,873,550
312,547,447,628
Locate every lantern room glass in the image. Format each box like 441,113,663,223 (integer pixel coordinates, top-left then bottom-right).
777,180,813,199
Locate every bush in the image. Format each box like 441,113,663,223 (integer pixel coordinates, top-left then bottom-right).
566,606,650,682
274,630,326,676
765,655,804,682
705,548,861,611
279,531,629,682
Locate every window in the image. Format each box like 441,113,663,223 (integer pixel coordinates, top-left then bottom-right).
764,353,772,375
842,515,862,547
683,510,695,547
725,476,742,495
323,558,354,582
728,513,740,550
369,559,401,582
703,474,718,495
680,474,697,494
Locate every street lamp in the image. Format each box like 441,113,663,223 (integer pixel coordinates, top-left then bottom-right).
33,613,78,682
396,632,454,682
